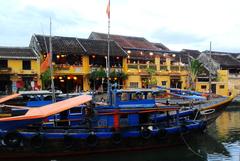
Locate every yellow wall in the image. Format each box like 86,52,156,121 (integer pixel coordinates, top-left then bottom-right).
122,58,128,73
155,75,170,88
217,70,228,82
216,83,229,96
126,75,142,88
8,59,38,75
180,75,188,89
82,56,90,74
155,57,160,71
196,82,229,96
83,75,90,91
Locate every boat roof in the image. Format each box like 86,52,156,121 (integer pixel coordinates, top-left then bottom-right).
0,94,21,104
18,90,62,95
0,95,92,122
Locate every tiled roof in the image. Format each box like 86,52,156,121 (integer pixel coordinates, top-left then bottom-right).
77,39,127,56
176,49,201,64
89,32,160,50
33,34,127,57
34,35,86,54
209,54,240,68
0,47,37,59
151,42,169,51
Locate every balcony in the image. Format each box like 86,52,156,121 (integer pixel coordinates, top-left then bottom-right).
139,64,147,69
149,64,157,70
160,65,167,71
229,74,240,79
128,64,138,69
170,66,180,71
54,64,83,74
180,66,188,71
0,67,12,73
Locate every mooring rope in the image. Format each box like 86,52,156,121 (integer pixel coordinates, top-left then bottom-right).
180,132,205,160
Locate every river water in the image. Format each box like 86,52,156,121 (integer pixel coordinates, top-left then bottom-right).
16,108,240,161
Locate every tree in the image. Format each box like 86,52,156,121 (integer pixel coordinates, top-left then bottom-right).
41,68,51,89
189,59,203,90
89,68,106,91
146,67,157,87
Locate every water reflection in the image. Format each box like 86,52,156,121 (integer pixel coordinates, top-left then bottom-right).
215,111,240,141
207,110,240,161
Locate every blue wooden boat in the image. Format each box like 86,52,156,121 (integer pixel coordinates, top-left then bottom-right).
154,86,234,125
0,89,207,158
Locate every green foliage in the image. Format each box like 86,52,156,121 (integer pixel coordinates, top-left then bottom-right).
41,68,51,89
146,67,156,76
89,68,107,81
189,59,203,89
146,67,157,86
118,71,127,80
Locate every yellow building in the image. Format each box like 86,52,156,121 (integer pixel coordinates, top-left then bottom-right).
26,33,233,96
89,32,190,90
196,70,229,96
0,47,40,94
30,34,126,92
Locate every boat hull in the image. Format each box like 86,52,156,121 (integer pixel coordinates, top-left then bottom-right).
0,131,202,159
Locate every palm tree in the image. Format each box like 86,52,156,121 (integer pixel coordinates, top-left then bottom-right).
189,59,203,90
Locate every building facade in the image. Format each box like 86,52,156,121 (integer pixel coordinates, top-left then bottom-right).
30,34,127,93
0,47,40,94
0,32,238,97
89,32,189,90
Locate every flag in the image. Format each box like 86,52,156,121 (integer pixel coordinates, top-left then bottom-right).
40,53,50,73
106,0,110,19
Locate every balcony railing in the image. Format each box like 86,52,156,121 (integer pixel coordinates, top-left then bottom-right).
139,64,147,69
170,66,180,71
180,66,188,71
0,67,12,73
54,64,83,73
229,74,240,79
160,65,167,71
149,64,157,70
128,64,138,69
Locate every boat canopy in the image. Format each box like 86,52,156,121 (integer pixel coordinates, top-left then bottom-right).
0,94,21,104
0,95,92,122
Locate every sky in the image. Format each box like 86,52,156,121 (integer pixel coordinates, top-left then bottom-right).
0,0,240,52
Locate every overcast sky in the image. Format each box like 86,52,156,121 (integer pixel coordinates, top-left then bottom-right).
0,0,240,52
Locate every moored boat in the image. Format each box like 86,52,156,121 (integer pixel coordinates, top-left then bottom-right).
0,90,207,158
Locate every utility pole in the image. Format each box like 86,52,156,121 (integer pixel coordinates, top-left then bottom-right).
49,18,56,103
208,41,212,99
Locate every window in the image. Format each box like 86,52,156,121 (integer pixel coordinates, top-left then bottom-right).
162,81,167,86
22,60,31,70
0,60,7,68
201,85,207,89
220,85,225,89
130,82,138,88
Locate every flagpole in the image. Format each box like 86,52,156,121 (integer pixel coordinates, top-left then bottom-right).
208,41,212,99
107,0,111,104
49,18,56,103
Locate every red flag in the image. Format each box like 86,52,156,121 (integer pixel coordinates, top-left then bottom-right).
106,0,110,19
40,53,50,73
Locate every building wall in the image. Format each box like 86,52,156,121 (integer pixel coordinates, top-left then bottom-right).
1,59,40,93
8,59,38,75
126,75,142,88
156,75,170,88
196,70,229,96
